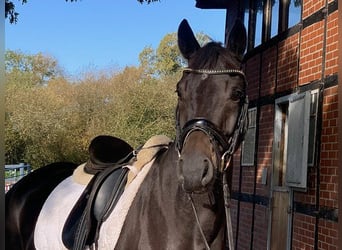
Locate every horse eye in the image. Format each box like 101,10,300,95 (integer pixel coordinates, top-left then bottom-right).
231,89,244,102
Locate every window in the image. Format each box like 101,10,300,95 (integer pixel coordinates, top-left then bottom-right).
288,0,302,28
271,0,280,38
242,0,302,50
242,0,249,32
241,108,257,166
273,90,318,190
254,0,264,47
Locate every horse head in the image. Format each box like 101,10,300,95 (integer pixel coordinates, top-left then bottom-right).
176,19,248,194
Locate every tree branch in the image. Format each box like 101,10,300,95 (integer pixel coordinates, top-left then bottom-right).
6,0,161,24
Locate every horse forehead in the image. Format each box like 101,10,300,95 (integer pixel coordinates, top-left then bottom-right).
189,44,241,70
189,74,239,95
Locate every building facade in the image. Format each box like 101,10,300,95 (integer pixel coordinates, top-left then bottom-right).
196,0,340,249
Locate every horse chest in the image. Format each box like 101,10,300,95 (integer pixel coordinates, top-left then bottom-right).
114,182,205,250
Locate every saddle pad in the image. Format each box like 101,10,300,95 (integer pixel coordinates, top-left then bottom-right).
96,159,155,249
34,160,155,249
34,176,87,250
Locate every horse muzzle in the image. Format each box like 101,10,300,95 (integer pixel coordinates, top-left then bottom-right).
176,130,218,193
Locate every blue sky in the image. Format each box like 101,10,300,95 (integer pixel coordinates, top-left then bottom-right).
5,0,226,78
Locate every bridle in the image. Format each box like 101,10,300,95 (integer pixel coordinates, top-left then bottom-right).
176,67,249,172
176,67,249,250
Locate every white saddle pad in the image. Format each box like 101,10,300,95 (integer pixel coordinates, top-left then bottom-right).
34,160,155,249
34,176,86,250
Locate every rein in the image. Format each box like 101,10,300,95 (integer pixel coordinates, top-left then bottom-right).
177,67,249,250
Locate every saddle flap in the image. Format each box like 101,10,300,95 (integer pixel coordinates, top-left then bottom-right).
93,167,128,222
62,167,128,250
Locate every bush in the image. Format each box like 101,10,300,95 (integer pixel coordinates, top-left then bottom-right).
5,68,178,169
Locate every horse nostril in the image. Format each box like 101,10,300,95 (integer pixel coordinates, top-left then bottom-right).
201,158,213,186
202,159,209,179
177,158,185,183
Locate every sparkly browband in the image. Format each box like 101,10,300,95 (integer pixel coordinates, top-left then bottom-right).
183,67,246,78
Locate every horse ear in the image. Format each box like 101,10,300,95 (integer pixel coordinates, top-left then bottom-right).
178,19,200,60
227,19,247,58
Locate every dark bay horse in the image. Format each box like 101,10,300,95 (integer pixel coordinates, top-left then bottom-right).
5,19,247,250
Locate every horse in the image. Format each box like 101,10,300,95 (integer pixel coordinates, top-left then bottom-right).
5,18,248,250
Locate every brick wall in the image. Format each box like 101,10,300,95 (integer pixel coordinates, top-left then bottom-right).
302,0,325,19
237,202,253,250
245,54,260,100
278,34,300,91
292,214,316,250
318,219,339,250
256,105,273,197
325,11,339,76
299,20,324,85
320,86,339,209
252,204,269,250
260,47,277,96
232,0,339,249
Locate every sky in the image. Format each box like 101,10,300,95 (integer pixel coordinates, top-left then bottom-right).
5,0,227,78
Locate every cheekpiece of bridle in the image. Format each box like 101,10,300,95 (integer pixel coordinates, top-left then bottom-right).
176,67,249,173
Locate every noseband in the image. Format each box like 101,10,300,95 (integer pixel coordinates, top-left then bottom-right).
176,67,249,250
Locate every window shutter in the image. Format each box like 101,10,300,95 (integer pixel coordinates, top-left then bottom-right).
241,108,257,166
285,92,311,189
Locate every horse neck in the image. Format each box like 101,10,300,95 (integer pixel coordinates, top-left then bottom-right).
154,143,226,244
115,143,226,249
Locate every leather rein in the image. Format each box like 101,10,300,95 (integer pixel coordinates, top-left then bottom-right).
176,67,249,250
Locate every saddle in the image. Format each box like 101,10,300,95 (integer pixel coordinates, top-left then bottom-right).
62,135,134,250
62,135,172,250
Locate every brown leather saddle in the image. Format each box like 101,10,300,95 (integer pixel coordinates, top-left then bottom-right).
62,135,134,250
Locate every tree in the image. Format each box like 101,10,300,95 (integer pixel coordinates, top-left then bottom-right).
138,31,211,78
155,33,184,77
5,50,177,168
5,50,63,87
139,46,157,79
5,0,160,24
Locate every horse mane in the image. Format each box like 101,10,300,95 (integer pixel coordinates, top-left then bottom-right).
189,42,241,70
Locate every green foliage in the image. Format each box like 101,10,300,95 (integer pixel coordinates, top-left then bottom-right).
195,32,212,47
155,33,183,77
5,51,177,169
4,28,211,169
139,46,157,78
138,32,211,79
5,50,62,87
